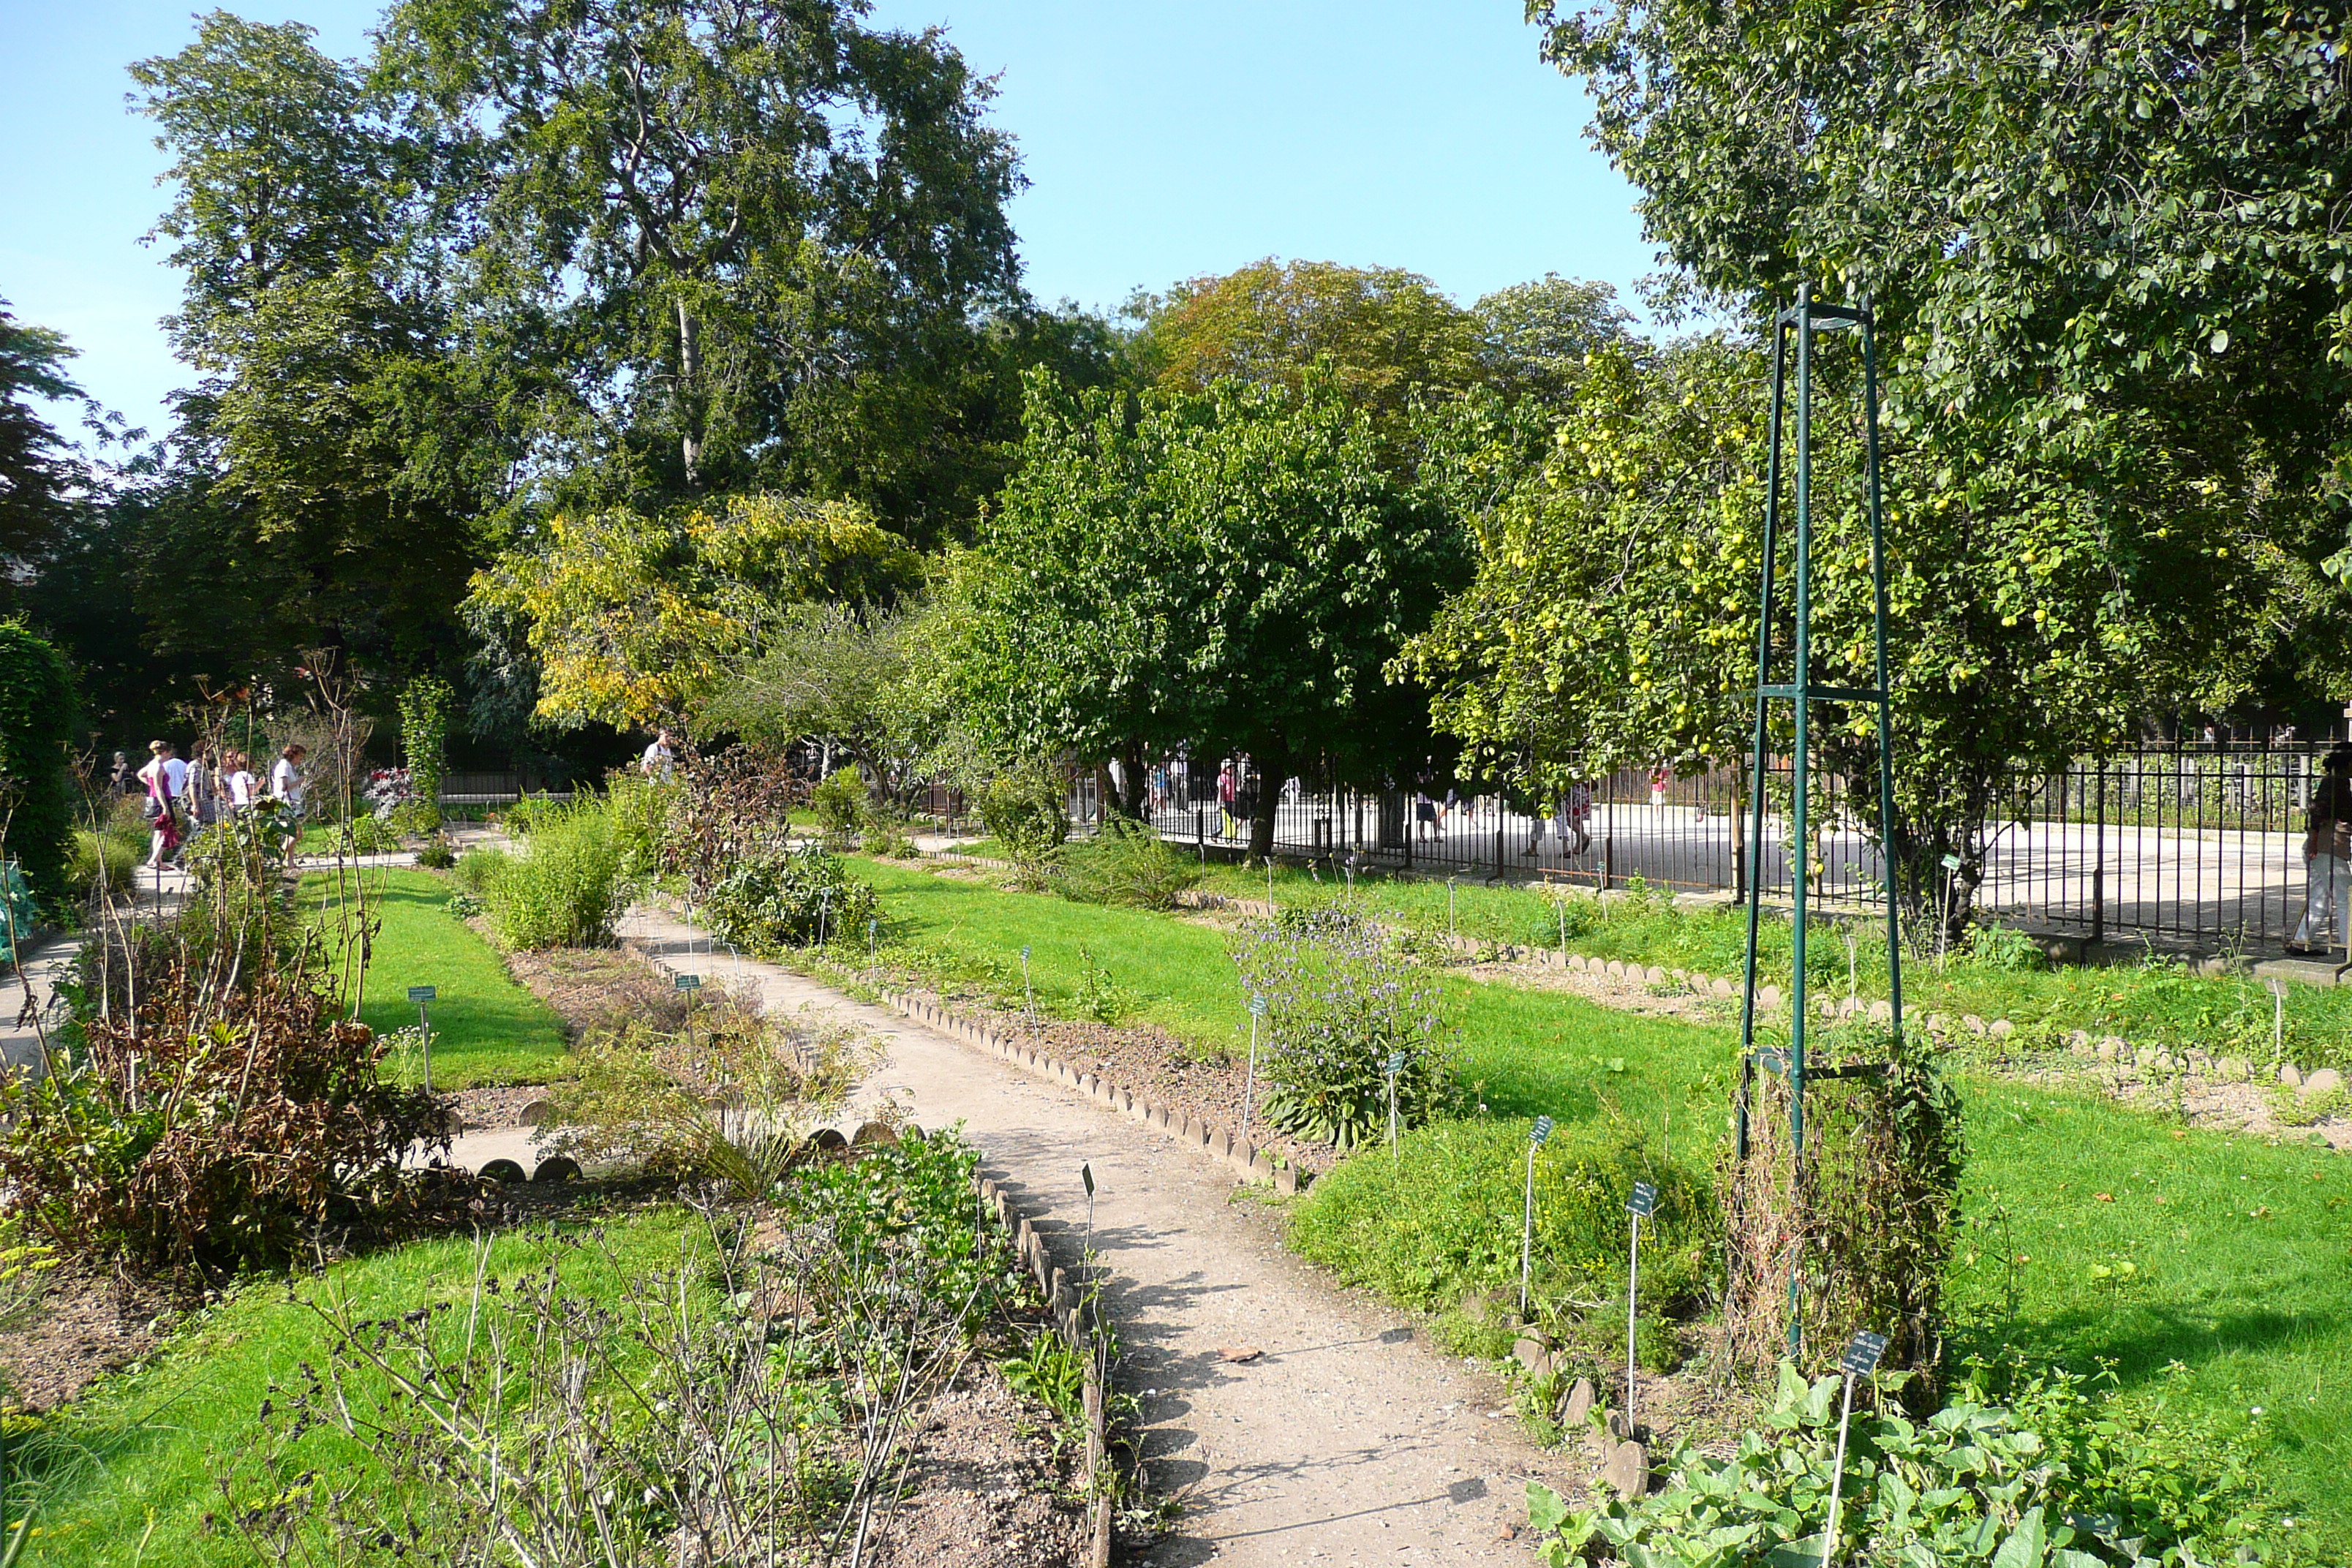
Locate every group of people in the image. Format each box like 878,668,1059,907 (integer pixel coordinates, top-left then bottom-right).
117,739,306,870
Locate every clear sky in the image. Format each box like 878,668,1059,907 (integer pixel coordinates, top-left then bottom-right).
0,0,1655,440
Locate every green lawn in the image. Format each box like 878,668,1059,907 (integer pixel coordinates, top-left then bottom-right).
849,853,2352,1553
15,1209,689,1567
299,868,570,1088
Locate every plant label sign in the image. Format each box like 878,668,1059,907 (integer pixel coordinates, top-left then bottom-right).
1627,1180,1659,1218
1840,1330,1889,1377
407,985,436,1003
1529,1115,1555,1147
1384,1050,1409,1077
674,973,702,991
1248,992,1267,1017
1080,1163,1095,1199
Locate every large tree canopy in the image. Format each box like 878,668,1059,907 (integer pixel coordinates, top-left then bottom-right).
947,366,1471,858
1533,0,2352,649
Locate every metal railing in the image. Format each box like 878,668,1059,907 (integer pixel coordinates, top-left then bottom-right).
1043,742,2347,956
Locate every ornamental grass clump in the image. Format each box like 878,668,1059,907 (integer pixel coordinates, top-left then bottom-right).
1229,905,1459,1147
1057,818,1201,911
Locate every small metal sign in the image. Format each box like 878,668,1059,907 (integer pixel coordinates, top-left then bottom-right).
407,985,436,1003
674,972,702,991
1022,944,1031,962
1940,853,1962,870
1248,992,1267,1017
1840,1330,1889,1377
1080,1164,1096,1198
1529,1115,1555,1147
1628,1180,1659,1218
1384,1049,1408,1076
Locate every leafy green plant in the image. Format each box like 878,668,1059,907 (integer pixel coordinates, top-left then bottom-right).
451,845,508,893
1229,907,1459,1147
1290,1115,1713,1322
703,843,878,951
807,765,867,843
975,769,1068,886
1525,1359,2278,1567
486,800,627,949
413,834,455,870
1073,944,1139,1023
0,622,76,916
394,676,452,830
1058,820,1201,911
1003,1327,1087,1423
69,826,137,896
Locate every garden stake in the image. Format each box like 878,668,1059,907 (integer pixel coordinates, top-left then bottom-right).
409,985,437,1095
1384,1049,1408,1172
1082,1162,1096,1236
2269,976,2285,1059
818,886,832,949
1821,1332,1888,1568
868,917,878,975
1242,992,1266,1138
1447,876,1457,941
1625,1180,1659,1431
1021,944,1034,1023
1520,1116,1553,1315
675,970,701,1058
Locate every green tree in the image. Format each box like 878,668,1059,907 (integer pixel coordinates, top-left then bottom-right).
1531,0,2352,665
703,603,928,803
1130,258,1484,423
1400,336,2278,922
0,303,115,561
0,622,79,915
950,367,1470,859
1471,274,1641,405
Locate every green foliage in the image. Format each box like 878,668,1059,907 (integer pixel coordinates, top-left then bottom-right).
412,834,455,870
703,843,878,951
69,827,139,897
1525,1359,2278,1567
602,769,668,883
1290,1116,1712,1323
451,845,507,893
944,366,1470,857
1056,821,1201,911
778,1128,1009,1327
0,622,76,915
1227,908,1460,1147
1071,944,1139,1024
484,801,627,949
700,603,934,805
336,870,569,1088
395,676,452,828
1001,1329,1087,1424
1471,274,1642,405
807,766,869,843
0,301,108,558
974,769,1068,882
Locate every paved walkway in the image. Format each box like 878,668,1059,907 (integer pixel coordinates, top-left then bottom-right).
613,902,1567,1566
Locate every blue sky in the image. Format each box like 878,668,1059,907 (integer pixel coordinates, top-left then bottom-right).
0,0,1654,439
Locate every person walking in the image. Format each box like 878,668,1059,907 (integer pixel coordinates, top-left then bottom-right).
2287,742,2352,962
226,750,258,815
641,728,678,780
1218,760,1239,840
184,748,217,839
271,743,308,848
109,750,137,796
137,739,184,868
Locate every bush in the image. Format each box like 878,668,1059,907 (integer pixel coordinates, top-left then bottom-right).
0,623,76,915
487,801,627,949
1058,820,1201,910
451,845,508,893
1290,1116,1713,1324
69,827,138,896
0,937,454,1274
1526,1358,2279,1567
976,769,1068,883
604,768,668,881
703,843,878,951
414,834,456,870
396,676,453,830
807,765,868,841
1229,907,1459,1147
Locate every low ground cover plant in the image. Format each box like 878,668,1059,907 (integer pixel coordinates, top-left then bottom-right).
1527,1359,2280,1567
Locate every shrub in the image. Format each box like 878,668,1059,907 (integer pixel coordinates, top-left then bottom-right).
807,765,868,841
703,843,878,951
487,801,627,949
414,834,456,870
0,622,77,915
0,941,455,1274
1289,1116,1713,1324
604,767,668,881
1229,907,1459,1147
976,769,1068,883
451,845,508,894
1058,820,1201,910
69,827,137,896
395,676,453,829
1526,1358,2278,1567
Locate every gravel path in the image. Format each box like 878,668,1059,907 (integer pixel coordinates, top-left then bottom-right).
617,903,1571,1567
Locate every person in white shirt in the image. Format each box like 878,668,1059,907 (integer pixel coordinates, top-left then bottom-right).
271,744,307,843
226,751,258,813
641,728,678,780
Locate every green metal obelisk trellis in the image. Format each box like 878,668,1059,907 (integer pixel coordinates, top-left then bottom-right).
1733,286,1905,1354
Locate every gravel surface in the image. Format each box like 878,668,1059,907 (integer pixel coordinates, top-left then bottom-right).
0,1267,167,1413
864,1360,1093,1568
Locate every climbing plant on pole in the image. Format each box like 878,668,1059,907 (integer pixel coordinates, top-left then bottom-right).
397,675,453,828
0,622,78,916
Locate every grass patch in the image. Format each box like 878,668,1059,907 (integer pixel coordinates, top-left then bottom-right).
15,1207,690,1568
299,868,570,1088
857,853,2351,1551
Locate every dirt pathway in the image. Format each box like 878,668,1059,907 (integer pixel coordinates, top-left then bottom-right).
617,905,1569,1567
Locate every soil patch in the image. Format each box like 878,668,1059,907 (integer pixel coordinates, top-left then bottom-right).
499,942,696,1041
0,1267,169,1413
864,1357,1092,1568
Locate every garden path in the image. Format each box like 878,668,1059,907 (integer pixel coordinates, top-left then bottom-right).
616,902,1573,1568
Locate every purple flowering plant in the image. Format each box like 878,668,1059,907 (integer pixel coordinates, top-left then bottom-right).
1229,905,1460,1148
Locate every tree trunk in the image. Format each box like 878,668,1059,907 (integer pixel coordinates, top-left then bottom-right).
1248,745,1288,862
676,298,702,488
1117,741,1147,819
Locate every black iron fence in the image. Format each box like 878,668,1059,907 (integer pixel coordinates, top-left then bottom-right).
1041,742,2348,956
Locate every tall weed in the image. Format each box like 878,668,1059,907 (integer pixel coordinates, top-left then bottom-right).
488,802,627,949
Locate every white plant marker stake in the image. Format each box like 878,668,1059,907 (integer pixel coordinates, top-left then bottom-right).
1384,1049,1408,1172
1243,992,1267,1137
818,885,832,949
1625,1180,1659,1431
1821,1330,1888,1568
1021,944,1034,1024
2268,975,2286,1060
1520,1116,1553,1316
868,916,879,975
410,985,437,1094
1448,876,1458,942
